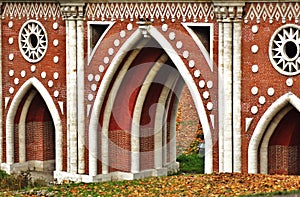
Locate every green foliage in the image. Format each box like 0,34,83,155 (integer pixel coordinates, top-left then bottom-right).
0,169,9,178
176,153,204,174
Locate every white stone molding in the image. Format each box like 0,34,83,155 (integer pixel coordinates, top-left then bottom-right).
131,54,168,172
147,26,213,173
6,77,63,172
2,3,61,20
18,90,37,163
85,2,214,22
89,29,143,176
248,92,300,173
60,3,84,20
244,2,300,24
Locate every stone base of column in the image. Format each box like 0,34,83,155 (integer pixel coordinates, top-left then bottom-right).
1,161,55,174
54,162,179,183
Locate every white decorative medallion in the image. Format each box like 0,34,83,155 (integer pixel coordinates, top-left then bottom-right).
269,24,300,76
19,20,48,63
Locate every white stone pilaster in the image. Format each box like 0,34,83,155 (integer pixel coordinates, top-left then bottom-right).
216,6,224,172
223,20,233,172
68,19,78,173
232,9,243,172
215,3,244,173
61,3,85,174
77,19,85,174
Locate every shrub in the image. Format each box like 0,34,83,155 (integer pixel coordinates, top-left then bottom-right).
176,153,204,174
0,169,47,191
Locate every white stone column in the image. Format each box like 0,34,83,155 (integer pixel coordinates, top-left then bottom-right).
77,19,85,174
215,3,245,173
68,19,78,174
216,6,224,172
61,3,85,174
65,19,70,172
223,19,233,172
232,11,243,172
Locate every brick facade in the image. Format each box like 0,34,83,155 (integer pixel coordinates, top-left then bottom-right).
0,0,300,183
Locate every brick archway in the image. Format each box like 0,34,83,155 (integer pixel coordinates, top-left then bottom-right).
5,78,63,173
248,93,300,174
88,26,213,177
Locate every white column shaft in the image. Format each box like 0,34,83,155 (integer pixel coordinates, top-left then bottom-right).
65,20,70,172
68,20,78,173
218,21,224,172
233,21,242,172
223,21,233,172
77,19,85,174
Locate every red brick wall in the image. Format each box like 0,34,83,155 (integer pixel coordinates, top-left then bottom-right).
1,2,67,170
241,3,300,173
26,94,55,161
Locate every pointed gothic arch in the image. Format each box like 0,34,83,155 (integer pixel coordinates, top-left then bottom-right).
89,26,213,176
248,92,300,174
6,77,63,172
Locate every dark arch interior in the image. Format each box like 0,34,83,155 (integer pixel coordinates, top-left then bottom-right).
13,88,55,172
268,107,300,175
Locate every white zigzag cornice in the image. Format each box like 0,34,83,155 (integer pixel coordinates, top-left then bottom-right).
244,3,300,23
2,3,61,20
85,2,214,22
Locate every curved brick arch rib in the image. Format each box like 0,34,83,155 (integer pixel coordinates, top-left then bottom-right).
248,92,300,174
18,90,38,163
100,40,149,174
6,77,62,172
131,54,169,172
89,29,143,176
154,72,181,169
147,26,213,173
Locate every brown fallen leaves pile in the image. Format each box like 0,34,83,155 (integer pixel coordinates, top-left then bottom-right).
3,172,300,196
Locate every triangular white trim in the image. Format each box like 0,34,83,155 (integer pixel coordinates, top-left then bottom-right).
182,22,214,72
87,21,115,65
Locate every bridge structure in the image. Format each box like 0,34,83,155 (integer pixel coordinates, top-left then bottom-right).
0,0,300,182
